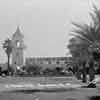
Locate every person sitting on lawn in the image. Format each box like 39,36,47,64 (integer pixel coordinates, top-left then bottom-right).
87,76,100,88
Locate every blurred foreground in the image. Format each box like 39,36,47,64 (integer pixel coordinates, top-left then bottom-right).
0,77,99,100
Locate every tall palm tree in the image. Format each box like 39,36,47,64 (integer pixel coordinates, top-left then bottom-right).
67,5,100,82
2,38,12,75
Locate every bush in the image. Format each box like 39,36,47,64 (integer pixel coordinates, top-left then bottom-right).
23,64,42,76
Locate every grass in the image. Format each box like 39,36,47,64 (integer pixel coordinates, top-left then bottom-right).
1,88,100,100
0,76,99,100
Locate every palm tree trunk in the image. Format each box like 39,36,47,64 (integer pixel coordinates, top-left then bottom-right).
89,68,95,81
76,70,81,80
82,68,87,83
82,62,87,83
7,55,10,75
89,60,95,82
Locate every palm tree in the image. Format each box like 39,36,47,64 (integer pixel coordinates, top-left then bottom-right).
67,5,100,82
2,38,12,75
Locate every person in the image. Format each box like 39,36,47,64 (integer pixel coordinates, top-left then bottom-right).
87,81,96,88
87,76,100,88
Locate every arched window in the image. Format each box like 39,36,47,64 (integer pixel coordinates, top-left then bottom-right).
16,40,21,47
56,61,60,64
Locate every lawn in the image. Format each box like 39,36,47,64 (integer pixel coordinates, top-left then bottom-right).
0,76,99,100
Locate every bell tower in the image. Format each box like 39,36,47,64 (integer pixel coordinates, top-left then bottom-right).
12,26,25,70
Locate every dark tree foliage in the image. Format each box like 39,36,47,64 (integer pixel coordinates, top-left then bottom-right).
25,64,42,76
2,38,12,74
67,5,100,82
93,51,100,61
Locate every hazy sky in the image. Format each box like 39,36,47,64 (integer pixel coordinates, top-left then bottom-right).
0,0,99,63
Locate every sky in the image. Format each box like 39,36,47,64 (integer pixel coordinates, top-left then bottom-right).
0,0,99,63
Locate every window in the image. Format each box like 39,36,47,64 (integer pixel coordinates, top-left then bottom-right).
56,61,60,64
48,60,51,64
16,40,21,47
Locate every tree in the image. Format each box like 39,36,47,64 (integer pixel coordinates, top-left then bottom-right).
2,38,12,75
67,5,100,82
